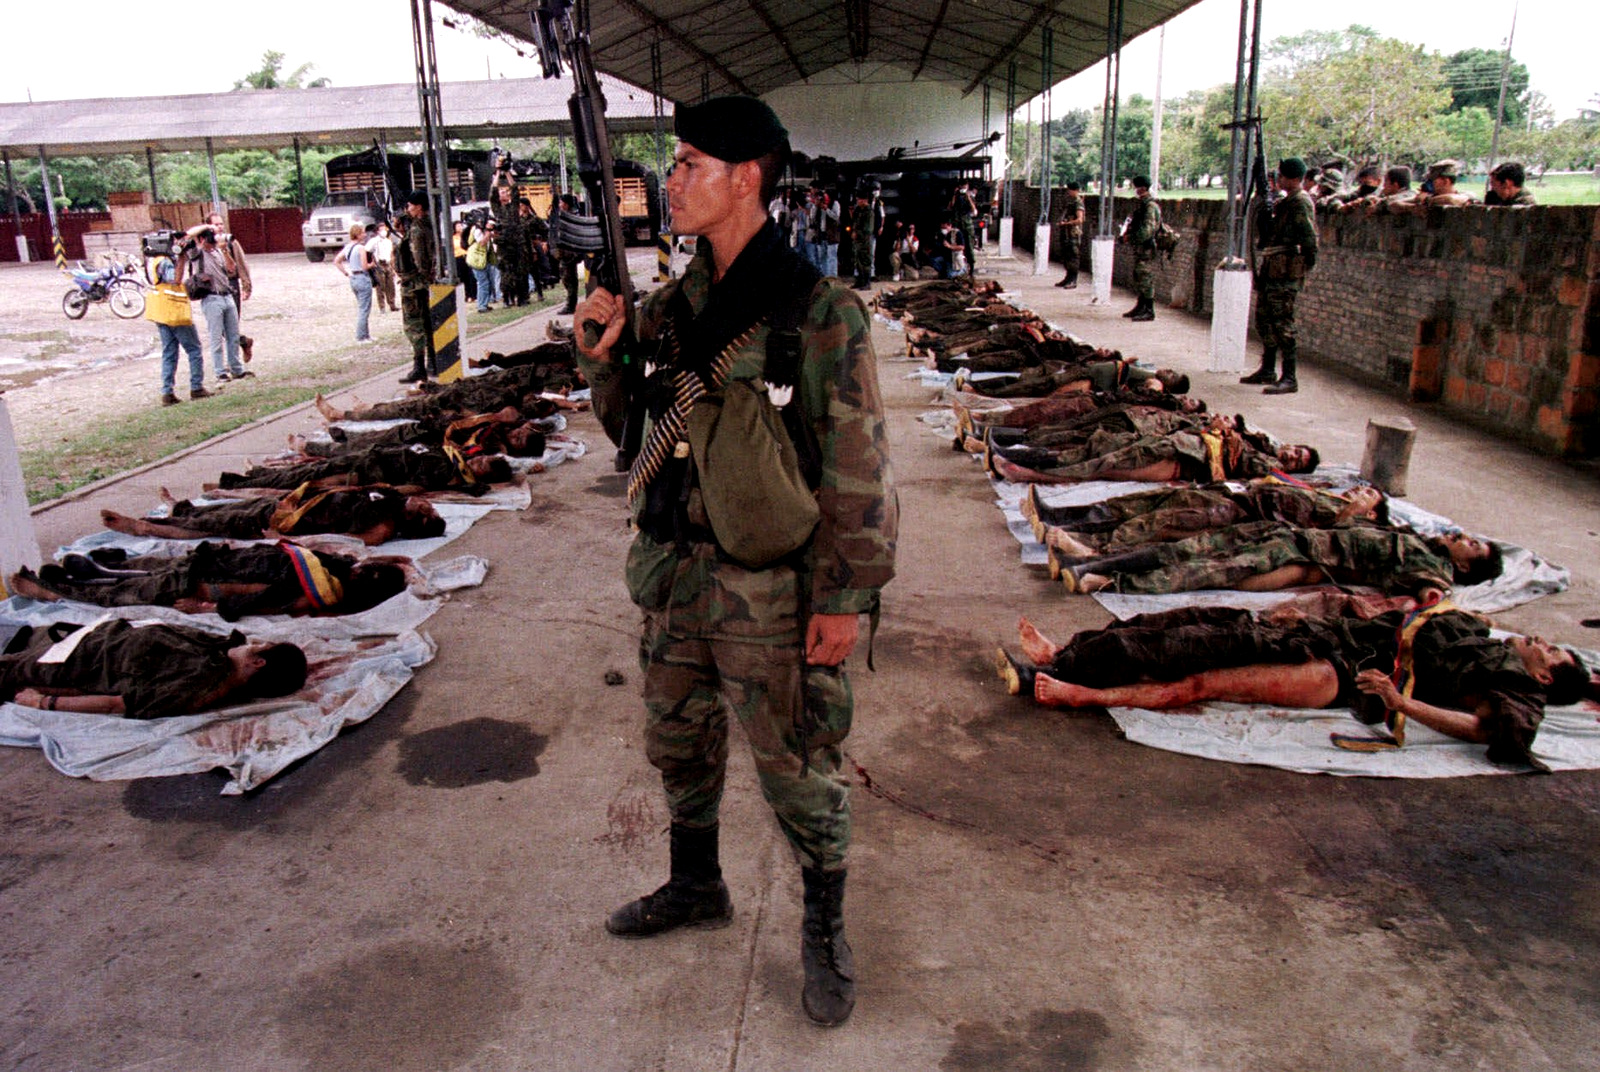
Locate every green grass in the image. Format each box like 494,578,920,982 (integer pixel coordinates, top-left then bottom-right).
19,302,546,505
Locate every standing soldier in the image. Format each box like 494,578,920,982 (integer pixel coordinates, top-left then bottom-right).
849,184,877,289
1054,180,1085,289
1241,158,1318,395
574,95,897,1027
949,180,978,276
1122,175,1160,321
395,191,436,384
492,184,529,307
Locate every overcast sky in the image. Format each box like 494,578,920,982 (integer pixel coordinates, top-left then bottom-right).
1,0,1590,120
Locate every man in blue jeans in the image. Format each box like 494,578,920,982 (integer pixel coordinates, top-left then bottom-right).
186,228,250,383
145,257,209,406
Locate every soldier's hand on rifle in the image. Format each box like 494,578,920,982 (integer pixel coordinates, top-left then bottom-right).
574,287,626,363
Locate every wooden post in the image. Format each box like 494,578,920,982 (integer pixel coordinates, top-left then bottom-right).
1361,416,1417,496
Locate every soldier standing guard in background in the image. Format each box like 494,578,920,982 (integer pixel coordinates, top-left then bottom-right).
1241,158,1318,395
1055,181,1084,289
574,95,897,1027
1122,175,1160,322
492,184,529,308
850,184,877,289
395,191,436,384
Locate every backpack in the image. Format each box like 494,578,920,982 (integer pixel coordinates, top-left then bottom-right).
1153,222,1180,256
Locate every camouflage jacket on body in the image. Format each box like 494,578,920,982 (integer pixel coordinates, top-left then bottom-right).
1126,195,1160,251
578,230,897,618
1294,526,1453,597
1055,194,1084,240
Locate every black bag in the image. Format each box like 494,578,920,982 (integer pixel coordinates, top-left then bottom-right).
184,258,213,300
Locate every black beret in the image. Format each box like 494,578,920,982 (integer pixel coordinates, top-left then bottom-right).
405,191,429,207
1278,157,1307,179
674,96,789,163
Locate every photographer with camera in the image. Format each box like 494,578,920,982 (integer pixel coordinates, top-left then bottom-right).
178,226,249,385
142,231,209,406
189,214,256,371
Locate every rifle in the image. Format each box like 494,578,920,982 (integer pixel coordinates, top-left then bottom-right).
533,0,643,471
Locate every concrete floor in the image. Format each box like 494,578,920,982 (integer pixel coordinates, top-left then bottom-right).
3,246,1598,1071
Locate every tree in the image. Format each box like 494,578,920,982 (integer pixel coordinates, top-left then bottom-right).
1430,106,1496,169
1443,47,1528,129
233,50,331,91
1261,33,1449,167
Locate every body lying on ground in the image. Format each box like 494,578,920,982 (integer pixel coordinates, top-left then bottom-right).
0,617,307,718
10,542,409,621
995,605,1592,771
1048,517,1502,602
100,484,444,546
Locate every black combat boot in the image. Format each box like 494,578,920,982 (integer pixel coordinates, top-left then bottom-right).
1240,348,1278,385
1130,296,1155,322
800,867,856,1026
399,356,428,384
606,823,733,938
1264,344,1298,394
1122,299,1142,318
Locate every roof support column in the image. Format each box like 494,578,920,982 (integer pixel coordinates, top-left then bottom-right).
998,61,1016,258
1210,0,1265,373
205,137,221,214
293,137,307,217
4,152,24,262
37,147,63,270
1033,26,1054,276
146,147,160,205
1091,0,1124,305
410,0,454,283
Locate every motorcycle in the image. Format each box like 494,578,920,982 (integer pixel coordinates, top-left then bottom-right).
61,263,145,320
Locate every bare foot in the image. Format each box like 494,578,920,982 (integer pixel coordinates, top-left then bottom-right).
313,393,341,422
286,434,307,452
158,487,177,506
1035,672,1098,708
101,509,138,533
1063,571,1111,594
1045,527,1099,559
1018,617,1060,665
7,570,59,602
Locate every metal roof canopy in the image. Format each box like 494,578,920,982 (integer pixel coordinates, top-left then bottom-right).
0,75,666,157
447,0,1202,104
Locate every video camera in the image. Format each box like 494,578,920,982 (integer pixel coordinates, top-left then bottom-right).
141,229,181,259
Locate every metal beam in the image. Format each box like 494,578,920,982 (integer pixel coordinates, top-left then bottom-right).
612,0,754,95
911,0,953,80
964,0,1059,95
744,0,808,79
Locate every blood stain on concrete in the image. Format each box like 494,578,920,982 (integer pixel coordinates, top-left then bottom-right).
396,718,546,788
277,941,520,1072
586,473,628,498
941,1009,1112,1071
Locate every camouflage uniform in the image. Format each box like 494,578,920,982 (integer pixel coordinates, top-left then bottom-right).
1055,193,1084,285
1090,522,1453,598
493,198,528,306
578,225,897,873
1253,189,1317,350
1126,194,1161,300
395,212,437,378
850,201,876,284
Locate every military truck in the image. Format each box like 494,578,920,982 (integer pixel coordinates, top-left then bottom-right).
301,149,415,262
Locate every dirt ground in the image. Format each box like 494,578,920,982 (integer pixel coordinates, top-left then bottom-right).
2,244,1599,1070
0,253,436,455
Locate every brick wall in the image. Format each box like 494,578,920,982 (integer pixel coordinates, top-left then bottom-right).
1005,184,1600,458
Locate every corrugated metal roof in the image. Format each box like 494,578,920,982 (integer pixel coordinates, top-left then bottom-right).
0,74,666,156
448,0,1203,104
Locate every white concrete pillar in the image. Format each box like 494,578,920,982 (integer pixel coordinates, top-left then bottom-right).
14,235,28,262
1032,223,1052,275
1090,236,1115,304
1209,266,1253,372
997,217,1013,259
0,396,41,595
